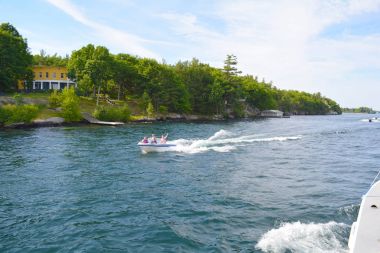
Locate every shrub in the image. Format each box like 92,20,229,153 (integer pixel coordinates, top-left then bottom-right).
0,106,12,124
12,104,39,123
93,105,131,122
0,104,39,125
61,87,81,122
48,90,61,108
119,105,131,122
13,94,24,105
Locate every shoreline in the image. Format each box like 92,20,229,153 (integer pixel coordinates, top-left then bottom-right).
0,113,350,130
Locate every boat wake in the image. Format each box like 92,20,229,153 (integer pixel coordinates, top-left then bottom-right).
360,118,380,123
164,129,302,154
255,221,349,253
337,204,360,221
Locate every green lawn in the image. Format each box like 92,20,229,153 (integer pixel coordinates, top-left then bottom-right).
36,107,60,119
20,92,51,99
3,91,145,121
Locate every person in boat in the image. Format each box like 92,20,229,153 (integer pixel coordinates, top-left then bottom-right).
160,133,168,144
150,134,157,144
141,136,148,143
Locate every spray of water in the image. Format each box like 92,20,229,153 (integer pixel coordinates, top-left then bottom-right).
159,129,302,154
256,221,349,253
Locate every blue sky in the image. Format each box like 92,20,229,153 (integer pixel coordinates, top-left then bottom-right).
1,0,380,109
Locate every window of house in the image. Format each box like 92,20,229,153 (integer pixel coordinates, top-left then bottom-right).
39,72,42,78
61,73,64,78
46,72,49,78
52,72,56,78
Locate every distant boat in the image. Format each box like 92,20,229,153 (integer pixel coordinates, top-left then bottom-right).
348,181,380,253
137,142,176,153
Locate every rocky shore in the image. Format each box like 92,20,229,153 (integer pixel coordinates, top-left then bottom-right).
1,111,266,129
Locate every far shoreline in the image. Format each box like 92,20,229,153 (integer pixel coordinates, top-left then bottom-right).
0,113,352,130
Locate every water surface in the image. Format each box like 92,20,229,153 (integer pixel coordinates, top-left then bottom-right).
1,114,379,252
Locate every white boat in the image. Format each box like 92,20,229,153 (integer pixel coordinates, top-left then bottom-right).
137,142,176,153
348,180,380,253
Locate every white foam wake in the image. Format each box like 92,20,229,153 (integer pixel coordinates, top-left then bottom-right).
256,221,349,253
163,129,302,154
360,118,380,123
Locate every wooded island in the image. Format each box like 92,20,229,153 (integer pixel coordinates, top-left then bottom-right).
0,23,342,127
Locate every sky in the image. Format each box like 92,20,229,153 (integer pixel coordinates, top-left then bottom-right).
1,0,380,109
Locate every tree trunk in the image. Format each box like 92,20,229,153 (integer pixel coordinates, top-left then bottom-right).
96,85,101,106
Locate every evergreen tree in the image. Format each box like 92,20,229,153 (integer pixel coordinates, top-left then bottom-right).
223,54,241,79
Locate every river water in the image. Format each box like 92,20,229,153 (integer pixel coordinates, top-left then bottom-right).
1,114,379,252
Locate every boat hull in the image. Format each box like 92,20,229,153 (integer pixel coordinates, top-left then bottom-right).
349,181,380,253
138,143,176,153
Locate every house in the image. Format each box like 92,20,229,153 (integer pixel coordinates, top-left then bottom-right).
18,66,76,91
261,110,284,118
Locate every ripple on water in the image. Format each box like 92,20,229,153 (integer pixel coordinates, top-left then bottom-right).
0,114,379,252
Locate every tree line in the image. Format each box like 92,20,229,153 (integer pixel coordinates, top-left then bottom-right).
0,22,342,116
342,107,376,113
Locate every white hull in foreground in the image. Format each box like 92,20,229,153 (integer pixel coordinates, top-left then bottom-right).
349,181,380,253
138,143,176,153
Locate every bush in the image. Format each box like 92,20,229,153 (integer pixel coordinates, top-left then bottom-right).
48,90,61,108
61,87,81,122
0,104,39,125
0,106,12,124
13,94,24,105
93,105,131,122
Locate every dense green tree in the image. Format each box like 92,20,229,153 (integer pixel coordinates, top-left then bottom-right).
209,79,225,115
0,23,33,92
273,89,342,115
0,23,344,118
242,75,277,110
135,58,190,113
112,53,139,100
33,50,69,67
68,44,113,105
174,59,216,114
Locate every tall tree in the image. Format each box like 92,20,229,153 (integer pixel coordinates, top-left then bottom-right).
0,23,33,92
220,54,243,111
68,44,113,105
174,59,215,114
112,53,139,100
135,58,190,113
223,54,241,79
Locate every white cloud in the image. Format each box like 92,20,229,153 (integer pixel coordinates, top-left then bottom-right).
159,12,220,39
41,0,380,108
159,0,380,108
45,0,160,58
